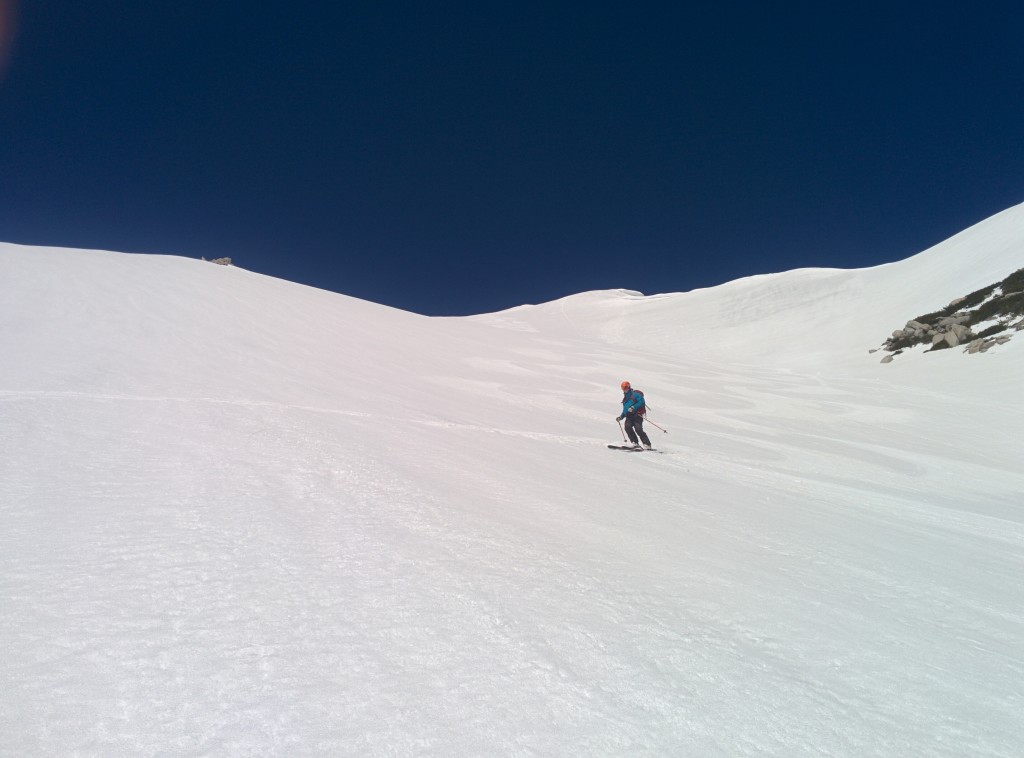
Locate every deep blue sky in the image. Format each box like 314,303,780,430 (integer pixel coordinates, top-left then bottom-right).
1,2,1022,315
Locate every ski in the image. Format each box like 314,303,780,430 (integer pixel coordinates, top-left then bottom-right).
607,444,651,451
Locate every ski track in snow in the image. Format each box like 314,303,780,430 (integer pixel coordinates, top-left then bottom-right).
4,383,1023,756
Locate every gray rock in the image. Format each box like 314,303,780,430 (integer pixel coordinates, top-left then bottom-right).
880,354,895,364
951,324,973,340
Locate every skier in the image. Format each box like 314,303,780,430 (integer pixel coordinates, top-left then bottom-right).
616,380,652,449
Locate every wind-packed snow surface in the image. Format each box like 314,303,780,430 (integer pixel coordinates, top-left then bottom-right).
2,205,1024,757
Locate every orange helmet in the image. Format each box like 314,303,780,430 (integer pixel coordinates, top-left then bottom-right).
620,381,631,391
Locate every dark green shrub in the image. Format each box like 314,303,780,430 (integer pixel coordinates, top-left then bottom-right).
958,283,999,310
1000,291,1024,316
976,323,1006,339
1001,267,1024,293
972,291,1024,323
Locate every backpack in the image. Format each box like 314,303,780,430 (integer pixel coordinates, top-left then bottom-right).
633,389,647,416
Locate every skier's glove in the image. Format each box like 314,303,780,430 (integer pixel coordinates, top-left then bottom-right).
616,415,624,421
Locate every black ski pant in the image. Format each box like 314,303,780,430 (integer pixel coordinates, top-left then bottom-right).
624,413,651,447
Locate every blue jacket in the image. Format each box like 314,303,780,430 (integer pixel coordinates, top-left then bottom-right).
621,388,646,416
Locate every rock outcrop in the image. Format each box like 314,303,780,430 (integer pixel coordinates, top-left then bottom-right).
876,266,1024,362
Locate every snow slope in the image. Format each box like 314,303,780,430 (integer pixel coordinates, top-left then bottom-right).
2,204,1023,757
482,202,1024,369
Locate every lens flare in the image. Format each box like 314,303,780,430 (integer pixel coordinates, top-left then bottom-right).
0,0,17,80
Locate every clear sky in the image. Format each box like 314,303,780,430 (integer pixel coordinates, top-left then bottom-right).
1,1,1022,316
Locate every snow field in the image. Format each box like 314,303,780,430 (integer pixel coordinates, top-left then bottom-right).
2,205,1024,757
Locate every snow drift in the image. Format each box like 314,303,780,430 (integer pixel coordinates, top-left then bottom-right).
2,204,1023,757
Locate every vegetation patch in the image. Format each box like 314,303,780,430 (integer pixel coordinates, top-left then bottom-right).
976,323,1007,339
958,283,999,310
876,266,1023,361
1002,266,1024,293
972,291,1024,323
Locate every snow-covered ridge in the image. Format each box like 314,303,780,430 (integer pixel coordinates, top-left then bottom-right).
2,206,1023,757
476,202,1024,368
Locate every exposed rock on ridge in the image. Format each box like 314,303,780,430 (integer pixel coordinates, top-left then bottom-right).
875,266,1024,362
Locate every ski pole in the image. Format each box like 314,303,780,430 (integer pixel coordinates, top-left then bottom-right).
643,403,667,433
616,418,628,442
646,417,668,433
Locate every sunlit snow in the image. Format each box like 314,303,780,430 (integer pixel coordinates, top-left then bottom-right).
2,205,1023,757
